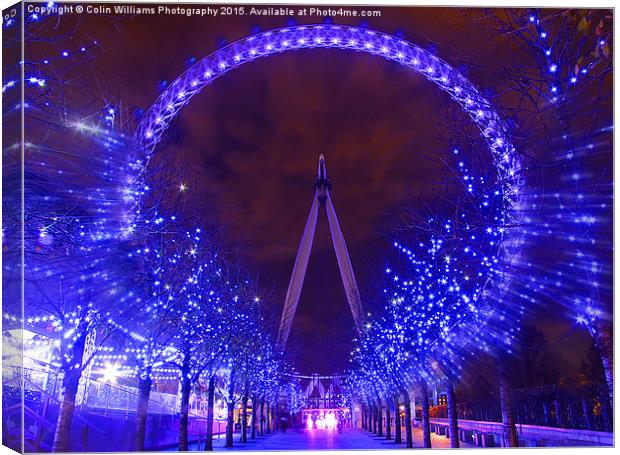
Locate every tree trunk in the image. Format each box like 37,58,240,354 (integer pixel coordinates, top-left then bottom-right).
266,401,271,434
259,397,265,436
394,397,402,444
419,381,432,448
360,405,364,429
226,402,235,447
553,398,562,427
499,366,519,447
404,391,413,448
601,355,613,399
599,390,613,432
446,380,459,448
52,325,88,452
52,367,81,452
368,404,377,433
542,401,550,426
581,396,592,430
594,326,614,418
179,376,192,451
241,393,248,443
135,376,152,451
372,403,377,433
226,371,235,448
592,318,613,408
205,374,216,451
385,400,392,439
251,395,258,439
377,399,384,436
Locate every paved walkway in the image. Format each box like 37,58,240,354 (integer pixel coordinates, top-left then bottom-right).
182,427,473,451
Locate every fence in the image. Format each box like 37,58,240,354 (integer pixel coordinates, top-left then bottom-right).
455,384,613,433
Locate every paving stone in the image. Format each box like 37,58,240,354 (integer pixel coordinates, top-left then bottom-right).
180,427,475,451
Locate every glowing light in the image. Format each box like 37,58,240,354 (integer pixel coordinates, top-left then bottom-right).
324,411,337,430
100,363,121,383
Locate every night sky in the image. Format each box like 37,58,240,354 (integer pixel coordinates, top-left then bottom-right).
30,4,611,375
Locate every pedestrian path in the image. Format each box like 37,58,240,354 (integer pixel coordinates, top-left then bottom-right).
182,427,474,451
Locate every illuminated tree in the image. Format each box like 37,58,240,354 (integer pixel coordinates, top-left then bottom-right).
486,8,613,406
163,227,228,451
14,120,143,452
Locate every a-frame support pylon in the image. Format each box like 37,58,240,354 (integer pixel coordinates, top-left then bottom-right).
277,155,364,350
